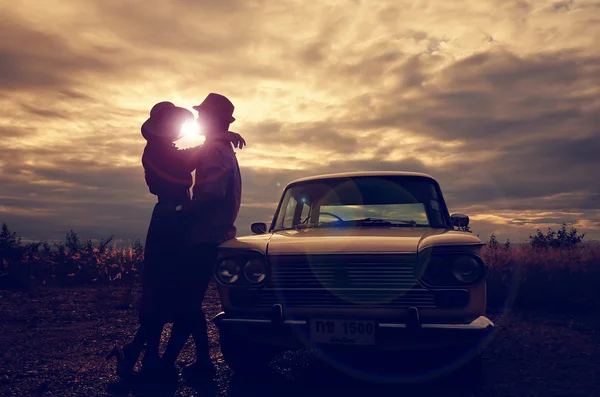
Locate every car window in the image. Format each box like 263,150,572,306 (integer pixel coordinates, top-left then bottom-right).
300,202,311,222
319,204,430,225
274,176,449,230
282,196,298,228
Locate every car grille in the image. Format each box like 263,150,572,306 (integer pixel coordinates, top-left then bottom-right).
253,254,437,309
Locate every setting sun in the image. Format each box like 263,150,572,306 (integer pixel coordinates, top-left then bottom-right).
180,119,201,138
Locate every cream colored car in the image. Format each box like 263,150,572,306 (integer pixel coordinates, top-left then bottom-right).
211,171,494,382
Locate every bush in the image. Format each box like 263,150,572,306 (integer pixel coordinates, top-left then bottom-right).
529,224,585,249
2,222,600,313
0,223,143,289
483,224,599,312
483,232,600,312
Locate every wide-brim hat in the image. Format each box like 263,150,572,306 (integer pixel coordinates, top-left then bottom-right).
192,93,235,123
141,103,194,140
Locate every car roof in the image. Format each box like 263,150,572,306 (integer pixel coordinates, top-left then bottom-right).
287,171,437,185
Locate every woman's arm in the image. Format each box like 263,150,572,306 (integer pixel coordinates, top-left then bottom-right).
218,131,246,149
175,131,246,172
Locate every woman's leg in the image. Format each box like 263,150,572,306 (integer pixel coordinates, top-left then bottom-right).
124,325,147,359
139,219,170,371
181,244,217,380
111,322,148,378
140,320,163,369
192,245,217,365
162,321,192,368
189,315,211,366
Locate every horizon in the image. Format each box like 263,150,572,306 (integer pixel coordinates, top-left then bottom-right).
1,1,599,244
9,222,598,249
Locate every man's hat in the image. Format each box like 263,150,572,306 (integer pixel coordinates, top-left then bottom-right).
193,93,235,123
142,101,193,140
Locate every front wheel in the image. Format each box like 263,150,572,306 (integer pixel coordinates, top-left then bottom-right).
219,332,279,375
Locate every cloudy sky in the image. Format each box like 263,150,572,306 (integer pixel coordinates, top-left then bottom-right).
1,0,599,245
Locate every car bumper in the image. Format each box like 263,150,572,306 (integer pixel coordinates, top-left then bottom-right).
211,308,495,352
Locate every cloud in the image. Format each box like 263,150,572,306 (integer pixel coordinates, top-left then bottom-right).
0,16,113,91
1,0,599,244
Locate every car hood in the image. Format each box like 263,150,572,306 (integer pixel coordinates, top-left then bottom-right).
264,227,482,255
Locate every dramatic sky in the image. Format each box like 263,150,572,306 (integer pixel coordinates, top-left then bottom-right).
2,0,599,245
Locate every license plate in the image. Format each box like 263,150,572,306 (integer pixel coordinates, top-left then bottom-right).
310,319,376,345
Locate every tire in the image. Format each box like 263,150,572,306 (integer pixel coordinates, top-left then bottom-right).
219,332,278,375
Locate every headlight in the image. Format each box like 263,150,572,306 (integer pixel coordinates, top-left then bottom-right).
451,255,484,284
419,255,445,285
418,250,486,287
244,259,267,284
216,259,240,284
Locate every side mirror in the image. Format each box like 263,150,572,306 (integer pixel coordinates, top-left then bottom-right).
251,222,268,235
450,214,470,228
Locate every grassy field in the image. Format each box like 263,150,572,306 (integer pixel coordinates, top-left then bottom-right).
1,224,600,395
2,223,600,312
1,283,600,397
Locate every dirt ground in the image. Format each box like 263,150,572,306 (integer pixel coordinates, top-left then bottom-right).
1,283,599,397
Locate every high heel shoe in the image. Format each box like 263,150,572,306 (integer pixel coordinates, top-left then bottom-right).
106,344,136,379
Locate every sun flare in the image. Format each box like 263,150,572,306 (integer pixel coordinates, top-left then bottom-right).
180,120,201,138
176,120,205,149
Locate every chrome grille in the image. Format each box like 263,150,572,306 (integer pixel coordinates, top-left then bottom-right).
254,254,437,309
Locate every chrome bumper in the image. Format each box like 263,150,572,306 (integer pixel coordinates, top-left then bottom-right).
211,307,495,351
213,315,494,330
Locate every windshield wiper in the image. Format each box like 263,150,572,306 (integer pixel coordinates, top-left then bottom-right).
277,218,421,231
294,224,320,229
356,218,418,227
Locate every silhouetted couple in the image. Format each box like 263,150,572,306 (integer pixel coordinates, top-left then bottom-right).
107,93,244,384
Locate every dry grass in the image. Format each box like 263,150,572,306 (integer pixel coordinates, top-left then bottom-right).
1,284,599,396
482,243,600,311
3,224,600,312
2,224,600,395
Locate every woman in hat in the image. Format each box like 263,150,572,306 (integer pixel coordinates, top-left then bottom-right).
106,101,245,380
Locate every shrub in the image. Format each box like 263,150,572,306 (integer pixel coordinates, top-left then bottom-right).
529,224,586,249
483,240,600,312
0,223,143,289
2,222,600,313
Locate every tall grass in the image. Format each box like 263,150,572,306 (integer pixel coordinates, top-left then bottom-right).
2,223,599,312
483,242,600,311
0,225,143,289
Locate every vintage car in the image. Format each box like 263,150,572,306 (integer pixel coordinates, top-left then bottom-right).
211,171,495,382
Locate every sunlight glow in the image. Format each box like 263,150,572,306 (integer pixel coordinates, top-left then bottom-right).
180,120,201,138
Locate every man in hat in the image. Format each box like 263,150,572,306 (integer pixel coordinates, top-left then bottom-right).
189,92,242,244
160,93,242,381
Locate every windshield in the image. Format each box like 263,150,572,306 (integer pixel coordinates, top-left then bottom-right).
272,175,450,231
